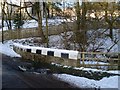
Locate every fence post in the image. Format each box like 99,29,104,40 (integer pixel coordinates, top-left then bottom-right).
82,52,85,65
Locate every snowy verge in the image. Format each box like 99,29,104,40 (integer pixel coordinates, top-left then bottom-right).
74,67,120,75
0,41,21,57
51,62,120,75
53,74,119,89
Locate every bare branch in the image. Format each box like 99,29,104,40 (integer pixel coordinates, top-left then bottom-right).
107,40,119,52
24,2,38,21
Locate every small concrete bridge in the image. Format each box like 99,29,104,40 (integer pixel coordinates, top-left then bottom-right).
13,43,119,70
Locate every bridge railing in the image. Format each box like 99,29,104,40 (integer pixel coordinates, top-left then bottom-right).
0,22,75,41
13,43,119,70
78,52,119,67
79,52,119,60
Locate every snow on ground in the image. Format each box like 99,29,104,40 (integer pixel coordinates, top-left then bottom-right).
13,29,118,53
102,37,118,52
0,40,119,89
54,74,119,89
74,67,120,75
102,29,118,53
49,34,64,49
51,62,120,75
0,41,21,57
0,18,71,31
87,29,119,52
80,60,108,65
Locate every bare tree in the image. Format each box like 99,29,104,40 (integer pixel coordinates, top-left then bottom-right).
74,1,87,51
3,2,13,30
1,2,5,43
99,2,119,40
44,2,49,47
24,2,46,42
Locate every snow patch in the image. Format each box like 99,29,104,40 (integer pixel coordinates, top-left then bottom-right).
54,74,119,89
0,41,21,57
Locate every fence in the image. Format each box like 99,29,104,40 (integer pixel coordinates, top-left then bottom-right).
13,43,119,70
0,22,76,41
79,52,119,67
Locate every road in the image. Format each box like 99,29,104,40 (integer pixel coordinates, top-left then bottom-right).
1,53,77,89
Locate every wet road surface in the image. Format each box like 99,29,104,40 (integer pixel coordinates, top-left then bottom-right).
1,53,77,89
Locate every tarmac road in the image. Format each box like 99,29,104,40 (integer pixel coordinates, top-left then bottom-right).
1,53,77,89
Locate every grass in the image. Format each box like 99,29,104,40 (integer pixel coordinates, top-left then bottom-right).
26,58,118,81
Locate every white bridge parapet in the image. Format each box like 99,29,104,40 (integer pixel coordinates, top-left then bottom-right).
13,43,80,60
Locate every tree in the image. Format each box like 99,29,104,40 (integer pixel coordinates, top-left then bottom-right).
24,2,46,42
99,2,119,40
13,12,24,29
118,28,120,68
1,2,5,43
62,1,69,50
75,1,80,44
47,2,62,18
43,2,50,18
44,2,49,48
12,2,24,38
74,1,87,51
2,1,26,39
2,2,13,30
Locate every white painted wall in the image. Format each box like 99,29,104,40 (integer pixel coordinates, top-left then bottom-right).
13,43,79,60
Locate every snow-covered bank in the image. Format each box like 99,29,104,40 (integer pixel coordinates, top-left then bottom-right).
54,74,119,89
51,62,120,75
12,29,119,53
0,41,21,57
0,18,72,31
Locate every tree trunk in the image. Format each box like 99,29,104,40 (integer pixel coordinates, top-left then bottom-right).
24,2,45,42
38,17,46,42
47,8,50,18
51,8,53,18
37,2,46,42
118,30,120,69
80,2,87,52
2,15,4,43
75,1,80,45
45,2,49,47
18,2,22,39
1,2,5,43
109,24,113,40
